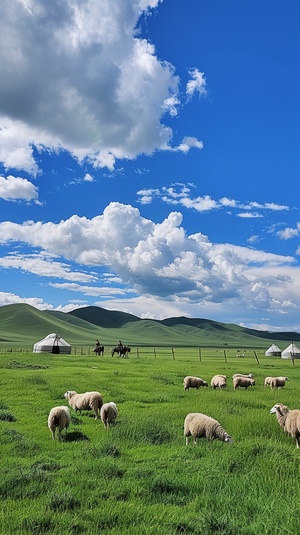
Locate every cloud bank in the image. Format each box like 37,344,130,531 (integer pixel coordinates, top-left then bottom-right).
0,202,298,324
0,0,203,173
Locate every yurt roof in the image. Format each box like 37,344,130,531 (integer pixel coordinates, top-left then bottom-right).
282,343,300,355
34,333,70,346
265,343,281,355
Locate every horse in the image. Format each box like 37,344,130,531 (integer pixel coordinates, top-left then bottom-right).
93,345,104,356
111,346,131,358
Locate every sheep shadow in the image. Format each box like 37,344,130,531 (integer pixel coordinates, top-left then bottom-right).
65,431,90,442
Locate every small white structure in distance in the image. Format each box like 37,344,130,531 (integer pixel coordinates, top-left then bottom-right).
265,343,281,357
281,343,300,360
33,333,71,354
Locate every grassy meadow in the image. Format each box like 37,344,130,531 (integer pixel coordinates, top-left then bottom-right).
1,348,300,534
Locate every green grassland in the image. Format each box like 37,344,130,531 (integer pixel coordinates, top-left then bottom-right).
1,349,300,534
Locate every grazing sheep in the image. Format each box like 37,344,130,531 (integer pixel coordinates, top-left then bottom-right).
100,402,118,428
183,376,208,391
233,377,255,390
232,373,254,380
270,377,289,389
264,376,273,388
48,406,71,441
211,375,227,389
270,403,300,448
64,390,103,419
184,412,233,445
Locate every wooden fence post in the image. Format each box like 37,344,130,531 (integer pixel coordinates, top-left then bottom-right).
154,348,156,358
254,351,260,365
224,349,227,363
172,348,175,360
199,348,202,361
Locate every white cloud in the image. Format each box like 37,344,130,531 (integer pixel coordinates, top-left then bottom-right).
237,212,263,219
0,291,54,310
136,184,290,216
83,173,94,182
277,223,300,240
186,68,207,98
0,254,97,282
49,282,133,297
0,0,203,173
0,202,298,319
174,136,204,153
0,174,38,201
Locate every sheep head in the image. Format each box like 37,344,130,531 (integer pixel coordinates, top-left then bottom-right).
270,403,289,415
64,390,77,400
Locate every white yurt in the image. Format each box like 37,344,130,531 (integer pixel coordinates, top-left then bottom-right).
33,333,71,354
265,343,281,357
281,343,300,359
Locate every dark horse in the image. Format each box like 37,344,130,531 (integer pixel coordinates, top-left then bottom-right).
111,346,131,358
93,345,104,356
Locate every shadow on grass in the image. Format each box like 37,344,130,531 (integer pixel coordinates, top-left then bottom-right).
65,431,90,442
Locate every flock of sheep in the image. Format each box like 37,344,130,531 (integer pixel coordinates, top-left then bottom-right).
183,373,300,449
47,391,118,441
47,372,300,449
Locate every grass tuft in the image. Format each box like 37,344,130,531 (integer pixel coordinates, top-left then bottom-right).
48,491,80,511
5,360,48,369
0,410,16,421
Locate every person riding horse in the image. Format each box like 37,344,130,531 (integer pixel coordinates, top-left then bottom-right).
94,340,104,356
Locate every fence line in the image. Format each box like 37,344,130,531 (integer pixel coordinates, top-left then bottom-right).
0,346,296,366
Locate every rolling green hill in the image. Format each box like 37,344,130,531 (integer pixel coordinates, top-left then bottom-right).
0,303,299,349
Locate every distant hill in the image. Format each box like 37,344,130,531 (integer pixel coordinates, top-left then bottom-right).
0,303,299,349
69,305,140,328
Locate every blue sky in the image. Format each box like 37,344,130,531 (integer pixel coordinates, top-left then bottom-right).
0,0,299,332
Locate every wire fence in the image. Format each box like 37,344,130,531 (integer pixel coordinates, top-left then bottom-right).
0,345,297,366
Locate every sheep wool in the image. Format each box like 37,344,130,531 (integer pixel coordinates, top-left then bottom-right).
100,402,118,428
48,406,71,441
270,403,300,448
64,390,103,419
184,413,233,445
232,373,254,380
233,377,255,390
211,375,227,389
183,376,208,391
264,377,273,388
270,377,289,389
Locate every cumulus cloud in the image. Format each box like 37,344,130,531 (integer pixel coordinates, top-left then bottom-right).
0,202,297,317
277,223,300,240
0,174,38,201
0,0,203,173
0,291,54,310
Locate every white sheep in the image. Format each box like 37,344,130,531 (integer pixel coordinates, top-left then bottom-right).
270,403,300,448
100,402,118,428
64,390,103,419
232,373,254,380
264,376,273,388
48,405,71,441
233,377,255,390
184,412,233,445
211,375,227,389
270,377,289,389
183,376,208,391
